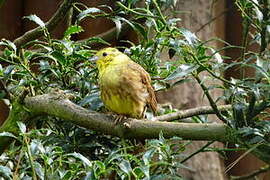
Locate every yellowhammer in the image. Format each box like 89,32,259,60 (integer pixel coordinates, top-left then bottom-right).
94,47,157,121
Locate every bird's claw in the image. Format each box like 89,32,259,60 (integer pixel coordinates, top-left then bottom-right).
113,115,131,128
114,115,126,125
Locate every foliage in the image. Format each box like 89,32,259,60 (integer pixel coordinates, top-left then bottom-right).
0,0,270,179
0,124,186,179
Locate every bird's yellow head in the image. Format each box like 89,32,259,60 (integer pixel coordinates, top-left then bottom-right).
94,47,125,74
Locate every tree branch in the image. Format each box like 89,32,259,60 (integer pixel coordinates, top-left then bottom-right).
154,104,232,122
1,91,270,164
0,91,236,153
24,92,232,142
193,73,229,124
13,0,76,48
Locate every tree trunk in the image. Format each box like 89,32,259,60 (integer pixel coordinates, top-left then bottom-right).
157,0,226,179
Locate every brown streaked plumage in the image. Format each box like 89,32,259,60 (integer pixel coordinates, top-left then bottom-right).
94,47,157,119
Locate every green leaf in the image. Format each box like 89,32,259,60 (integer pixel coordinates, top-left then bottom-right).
77,8,103,22
139,166,150,179
78,93,103,111
51,50,66,65
0,0,5,8
24,14,45,28
142,148,155,165
233,103,247,128
165,64,198,81
133,22,147,40
84,171,95,180
3,65,15,78
180,28,198,45
0,39,17,52
68,152,92,167
0,165,12,180
64,25,84,39
17,121,26,133
0,60,4,75
30,139,45,155
83,37,110,46
119,159,132,174
34,162,45,180
0,132,17,139
151,174,182,180
112,17,122,39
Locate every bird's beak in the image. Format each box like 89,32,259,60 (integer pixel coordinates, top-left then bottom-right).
88,56,99,63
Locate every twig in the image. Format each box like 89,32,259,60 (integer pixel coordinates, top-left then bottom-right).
180,141,214,163
225,143,263,173
24,136,37,180
196,8,229,33
190,52,248,89
116,2,159,19
13,0,76,48
193,73,228,124
154,104,232,122
231,165,270,180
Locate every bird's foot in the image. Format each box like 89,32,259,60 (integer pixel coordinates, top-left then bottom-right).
114,115,126,124
113,115,131,128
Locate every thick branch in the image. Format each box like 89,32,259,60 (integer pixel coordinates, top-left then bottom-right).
13,0,76,48
3,91,270,164
23,92,233,142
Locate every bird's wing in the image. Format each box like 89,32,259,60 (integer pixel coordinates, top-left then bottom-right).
125,62,158,114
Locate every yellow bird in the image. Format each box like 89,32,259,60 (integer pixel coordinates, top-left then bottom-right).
94,47,157,121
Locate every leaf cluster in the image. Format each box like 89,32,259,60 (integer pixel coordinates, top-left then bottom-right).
0,0,270,178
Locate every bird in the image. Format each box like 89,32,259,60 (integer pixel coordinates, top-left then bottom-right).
94,47,157,122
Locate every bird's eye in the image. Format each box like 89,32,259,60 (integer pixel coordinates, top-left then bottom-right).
102,52,108,57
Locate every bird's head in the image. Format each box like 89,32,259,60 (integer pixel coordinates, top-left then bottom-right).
92,47,124,74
